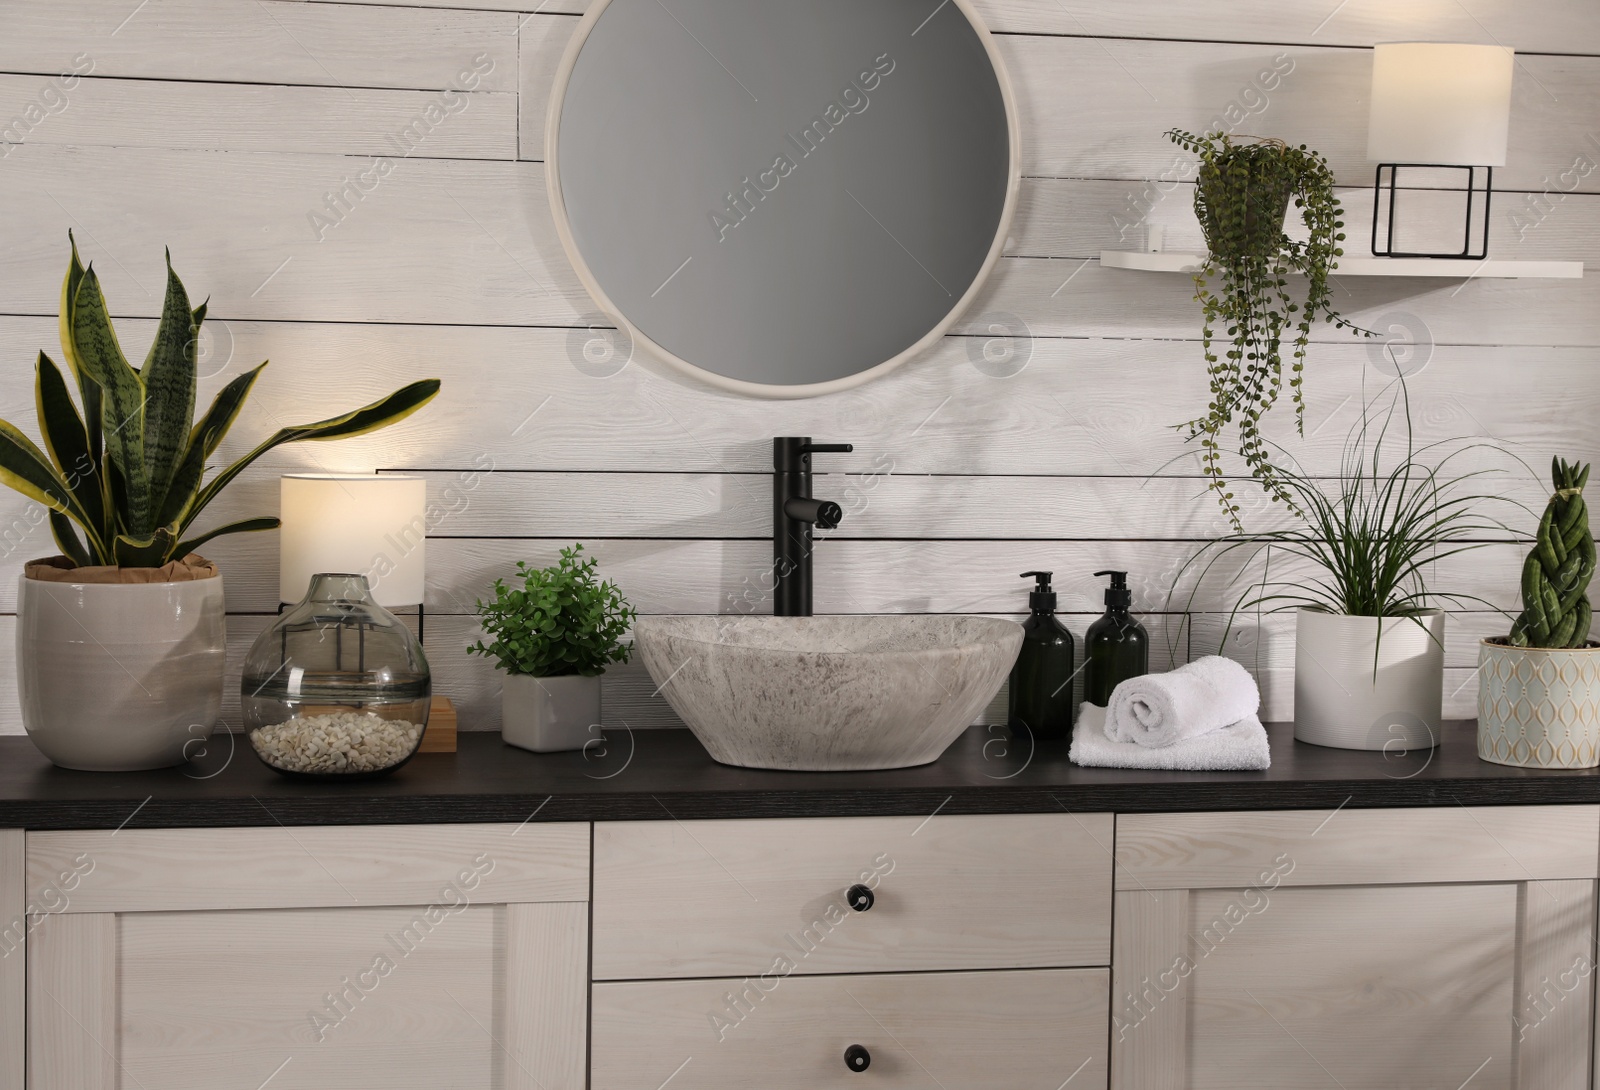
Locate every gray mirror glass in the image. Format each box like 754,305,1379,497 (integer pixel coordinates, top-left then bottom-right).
551,0,1014,395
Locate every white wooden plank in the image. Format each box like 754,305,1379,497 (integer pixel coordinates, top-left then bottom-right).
4,145,1600,347
27,823,589,912
27,912,116,1090
592,813,1113,979
326,0,1600,53
970,0,1600,52
1116,806,1600,890
3,320,1591,485
0,75,517,158
119,905,498,1088
1111,888,1189,1090
1516,879,1594,1090
0,0,520,92
0,830,20,1090
1101,251,1583,280
504,902,588,1090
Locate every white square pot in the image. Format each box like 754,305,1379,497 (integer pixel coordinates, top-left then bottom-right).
501,672,601,753
1293,609,1444,750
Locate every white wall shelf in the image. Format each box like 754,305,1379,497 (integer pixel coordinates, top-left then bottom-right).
1099,250,1584,279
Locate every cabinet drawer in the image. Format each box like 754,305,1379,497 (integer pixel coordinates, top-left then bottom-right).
593,813,1112,979
592,968,1108,1090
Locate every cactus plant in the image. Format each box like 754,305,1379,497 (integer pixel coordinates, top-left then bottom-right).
1509,457,1595,649
0,235,440,568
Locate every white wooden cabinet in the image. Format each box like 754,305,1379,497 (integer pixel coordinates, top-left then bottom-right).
1112,806,1600,1090
23,823,589,1090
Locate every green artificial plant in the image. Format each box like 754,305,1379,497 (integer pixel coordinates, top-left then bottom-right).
1165,129,1365,530
2,236,440,568
468,544,637,677
1169,381,1517,666
1508,457,1595,648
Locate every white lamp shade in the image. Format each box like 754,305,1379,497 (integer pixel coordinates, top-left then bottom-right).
1367,42,1514,166
279,475,426,607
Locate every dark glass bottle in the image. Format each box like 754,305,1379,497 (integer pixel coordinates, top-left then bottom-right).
1084,570,1148,706
1008,571,1076,741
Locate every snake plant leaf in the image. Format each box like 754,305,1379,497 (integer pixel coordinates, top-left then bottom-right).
112,527,176,569
172,516,279,560
180,378,441,534
34,351,107,555
141,251,198,516
155,362,267,529
0,418,76,515
70,265,150,535
58,233,104,482
48,509,91,567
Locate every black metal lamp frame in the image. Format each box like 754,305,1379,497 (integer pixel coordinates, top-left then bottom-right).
276,601,425,644
1370,163,1492,259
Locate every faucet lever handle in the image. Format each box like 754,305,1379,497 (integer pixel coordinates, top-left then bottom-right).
800,443,854,455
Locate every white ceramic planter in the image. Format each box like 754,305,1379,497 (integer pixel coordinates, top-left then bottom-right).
501,672,600,753
18,572,226,771
1293,609,1444,751
1478,639,1600,768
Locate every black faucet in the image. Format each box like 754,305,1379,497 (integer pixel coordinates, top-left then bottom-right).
773,436,853,617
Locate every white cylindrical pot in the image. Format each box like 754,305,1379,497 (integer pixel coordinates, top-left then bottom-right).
1293,609,1444,750
501,672,600,753
1478,639,1600,768
18,573,226,771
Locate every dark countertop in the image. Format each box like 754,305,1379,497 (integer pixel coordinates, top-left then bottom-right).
2,721,1598,830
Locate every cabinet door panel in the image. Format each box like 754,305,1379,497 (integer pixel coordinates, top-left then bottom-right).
1113,880,1595,1090
0,830,20,1090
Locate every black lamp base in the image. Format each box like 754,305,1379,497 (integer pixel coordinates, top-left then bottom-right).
1371,164,1492,259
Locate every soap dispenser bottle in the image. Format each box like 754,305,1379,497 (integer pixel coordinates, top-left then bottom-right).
1084,570,1148,706
1008,571,1076,740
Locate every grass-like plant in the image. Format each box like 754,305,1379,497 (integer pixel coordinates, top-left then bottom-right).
1169,381,1520,658
1506,457,1594,648
2,235,440,567
469,544,637,677
1165,129,1366,531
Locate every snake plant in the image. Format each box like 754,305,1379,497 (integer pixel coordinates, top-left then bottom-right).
1509,457,1594,648
1,235,441,568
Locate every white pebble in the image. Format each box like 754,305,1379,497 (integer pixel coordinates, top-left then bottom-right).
250,712,423,775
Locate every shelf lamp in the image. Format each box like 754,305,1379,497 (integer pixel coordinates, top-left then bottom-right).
279,474,428,639
1367,42,1514,259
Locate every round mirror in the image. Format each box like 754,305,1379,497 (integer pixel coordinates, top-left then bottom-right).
547,0,1019,397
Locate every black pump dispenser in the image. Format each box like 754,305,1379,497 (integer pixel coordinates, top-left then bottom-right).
1097,570,1132,609
1022,570,1057,612
1084,569,1148,706
1008,571,1075,741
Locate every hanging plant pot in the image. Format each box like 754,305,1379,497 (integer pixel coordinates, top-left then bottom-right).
18,555,225,771
1197,168,1292,258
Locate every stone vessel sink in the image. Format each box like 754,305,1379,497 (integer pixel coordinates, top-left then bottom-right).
633,616,1023,771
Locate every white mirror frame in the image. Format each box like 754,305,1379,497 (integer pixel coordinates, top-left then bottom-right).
544,0,1022,399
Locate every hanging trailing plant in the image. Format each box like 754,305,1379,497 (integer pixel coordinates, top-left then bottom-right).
1165,129,1365,530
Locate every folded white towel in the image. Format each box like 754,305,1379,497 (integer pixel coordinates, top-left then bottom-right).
1104,656,1261,748
1072,703,1271,771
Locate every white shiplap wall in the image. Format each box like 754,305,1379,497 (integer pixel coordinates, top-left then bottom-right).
0,0,1597,732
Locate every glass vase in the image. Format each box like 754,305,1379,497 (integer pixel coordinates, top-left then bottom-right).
242,573,431,779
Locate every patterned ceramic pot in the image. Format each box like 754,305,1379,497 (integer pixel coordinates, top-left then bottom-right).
1477,639,1600,768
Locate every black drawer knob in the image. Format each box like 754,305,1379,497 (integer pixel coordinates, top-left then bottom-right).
844,1044,871,1072
846,883,874,912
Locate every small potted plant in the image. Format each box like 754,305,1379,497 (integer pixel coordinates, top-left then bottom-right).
1172,384,1514,750
1164,129,1366,530
469,544,636,752
1479,458,1600,768
11,236,439,771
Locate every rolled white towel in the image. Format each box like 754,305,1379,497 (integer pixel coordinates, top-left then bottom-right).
1104,656,1261,748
